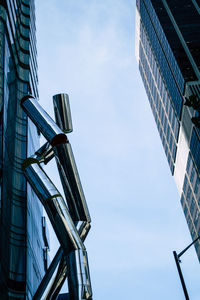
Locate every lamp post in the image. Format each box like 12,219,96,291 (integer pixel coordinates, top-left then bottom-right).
173,235,200,300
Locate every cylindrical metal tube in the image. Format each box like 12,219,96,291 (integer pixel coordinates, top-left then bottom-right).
82,250,93,299
21,95,67,145
35,142,54,164
67,250,92,300
77,221,91,242
23,160,83,253
22,94,92,299
23,161,92,299
33,247,63,300
43,254,68,300
53,93,73,133
55,157,81,221
54,142,91,223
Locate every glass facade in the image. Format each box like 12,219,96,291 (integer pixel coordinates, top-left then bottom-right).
181,153,200,258
139,22,179,173
150,0,199,82
138,0,184,117
0,1,48,299
136,0,200,260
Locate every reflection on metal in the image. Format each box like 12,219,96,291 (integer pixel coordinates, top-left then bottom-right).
42,216,50,249
33,247,63,300
35,142,54,164
21,95,67,146
21,94,92,299
53,94,73,133
44,254,68,299
54,143,91,222
77,221,91,242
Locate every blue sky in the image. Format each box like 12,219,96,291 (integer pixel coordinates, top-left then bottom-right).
35,1,200,299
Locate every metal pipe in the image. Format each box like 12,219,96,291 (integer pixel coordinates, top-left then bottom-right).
22,94,92,299
33,142,91,225
77,221,91,242
82,250,92,299
35,142,54,164
178,236,200,258
53,94,73,133
55,156,81,222
33,247,63,300
21,95,67,146
67,250,92,300
54,143,91,223
22,160,82,252
23,160,92,299
43,254,68,300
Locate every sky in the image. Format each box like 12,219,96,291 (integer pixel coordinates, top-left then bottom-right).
35,1,200,299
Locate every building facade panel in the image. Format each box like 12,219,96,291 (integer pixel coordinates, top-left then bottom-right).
139,18,179,173
139,0,184,118
136,0,200,261
0,1,47,298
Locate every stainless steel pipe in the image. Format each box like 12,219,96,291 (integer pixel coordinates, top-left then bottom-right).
21,95,67,146
53,93,73,133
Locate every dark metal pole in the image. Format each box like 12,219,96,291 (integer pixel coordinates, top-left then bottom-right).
173,251,189,300
178,235,200,258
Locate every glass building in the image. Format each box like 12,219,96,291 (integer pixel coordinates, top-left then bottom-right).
135,0,200,259
0,0,49,298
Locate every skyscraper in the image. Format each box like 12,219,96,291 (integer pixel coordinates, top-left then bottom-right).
0,1,49,298
135,0,200,259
